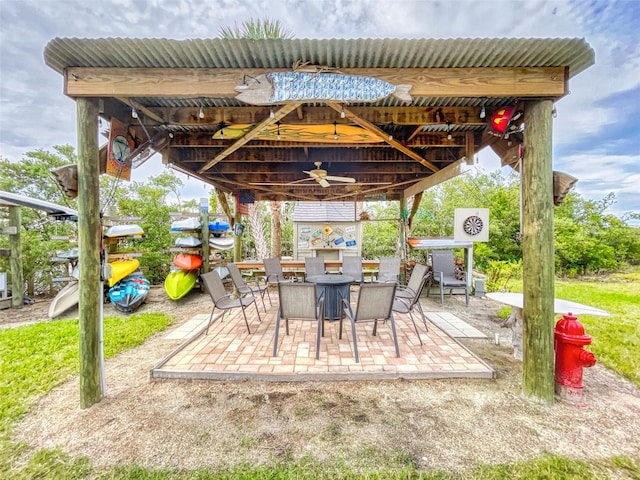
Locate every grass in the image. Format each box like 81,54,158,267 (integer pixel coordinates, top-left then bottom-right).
1,293,639,479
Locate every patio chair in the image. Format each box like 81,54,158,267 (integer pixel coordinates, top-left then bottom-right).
375,256,401,283
273,282,325,359
201,270,261,335
392,263,431,345
341,255,364,284
227,262,271,312
263,258,296,286
427,250,469,306
304,256,326,280
340,283,399,363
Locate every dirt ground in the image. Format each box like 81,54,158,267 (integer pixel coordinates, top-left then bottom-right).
3,287,640,474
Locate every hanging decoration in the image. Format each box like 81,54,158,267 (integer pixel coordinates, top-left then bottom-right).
106,117,135,180
235,71,412,105
489,106,524,139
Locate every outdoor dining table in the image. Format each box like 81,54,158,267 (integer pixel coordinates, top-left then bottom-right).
306,274,354,321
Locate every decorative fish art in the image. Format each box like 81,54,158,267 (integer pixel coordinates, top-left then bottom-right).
235,72,412,105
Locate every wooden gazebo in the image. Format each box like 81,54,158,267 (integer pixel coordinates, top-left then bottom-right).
43,37,594,407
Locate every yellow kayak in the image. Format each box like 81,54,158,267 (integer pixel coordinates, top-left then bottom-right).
107,258,140,287
164,270,198,300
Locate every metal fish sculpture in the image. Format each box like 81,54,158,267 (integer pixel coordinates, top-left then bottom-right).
235,72,412,105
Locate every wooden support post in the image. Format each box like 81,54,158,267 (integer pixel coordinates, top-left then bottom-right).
399,197,408,284
522,99,555,404
200,199,210,274
8,206,23,308
77,97,103,408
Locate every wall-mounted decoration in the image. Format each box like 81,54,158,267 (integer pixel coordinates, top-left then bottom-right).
454,208,490,242
106,117,135,180
346,240,357,247
235,72,412,105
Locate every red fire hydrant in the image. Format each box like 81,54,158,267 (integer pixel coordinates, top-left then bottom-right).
554,312,596,406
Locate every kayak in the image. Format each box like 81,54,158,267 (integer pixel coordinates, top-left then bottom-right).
107,258,140,287
173,253,203,270
209,220,230,231
109,274,150,313
104,224,144,237
164,270,198,300
170,217,200,231
174,236,202,248
209,237,234,251
48,281,80,318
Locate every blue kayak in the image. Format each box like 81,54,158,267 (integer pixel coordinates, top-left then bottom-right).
109,274,151,313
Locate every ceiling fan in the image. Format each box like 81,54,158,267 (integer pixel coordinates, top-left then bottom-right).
302,162,356,188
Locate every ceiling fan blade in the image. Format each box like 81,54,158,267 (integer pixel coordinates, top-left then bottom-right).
318,178,330,188
324,175,356,183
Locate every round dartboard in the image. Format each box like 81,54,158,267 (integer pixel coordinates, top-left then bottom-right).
463,215,484,236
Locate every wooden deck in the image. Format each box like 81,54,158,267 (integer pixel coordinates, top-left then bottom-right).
151,291,494,382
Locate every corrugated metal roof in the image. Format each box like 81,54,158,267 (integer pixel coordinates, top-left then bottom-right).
44,37,594,78
293,201,357,222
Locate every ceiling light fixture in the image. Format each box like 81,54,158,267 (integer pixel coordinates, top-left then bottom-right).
199,104,205,119
276,121,281,140
340,105,346,118
447,122,452,140
333,121,339,140
131,107,138,119
480,100,486,119
269,108,275,119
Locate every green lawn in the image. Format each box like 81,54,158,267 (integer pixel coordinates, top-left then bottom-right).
1,292,638,479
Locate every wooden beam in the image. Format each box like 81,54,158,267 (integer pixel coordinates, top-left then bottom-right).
465,131,475,165
65,67,567,98
76,97,103,408
521,99,555,404
144,106,484,126
116,96,166,124
198,103,301,173
403,159,468,198
328,103,439,173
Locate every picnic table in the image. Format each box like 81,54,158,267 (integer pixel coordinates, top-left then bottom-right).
486,292,610,360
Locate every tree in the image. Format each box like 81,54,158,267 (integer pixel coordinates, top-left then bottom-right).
0,147,79,295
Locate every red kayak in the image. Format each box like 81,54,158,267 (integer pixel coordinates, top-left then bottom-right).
172,253,203,270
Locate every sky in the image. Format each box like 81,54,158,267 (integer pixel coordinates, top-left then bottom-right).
0,0,638,223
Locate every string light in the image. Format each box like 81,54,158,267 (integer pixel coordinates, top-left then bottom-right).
276,121,281,140
447,122,452,140
340,105,346,118
333,121,339,140
199,105,205,119
269,108,275,119
131,108,138,119
480,101,486,119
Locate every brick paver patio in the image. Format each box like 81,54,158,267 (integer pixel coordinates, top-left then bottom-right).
151,291,494,381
